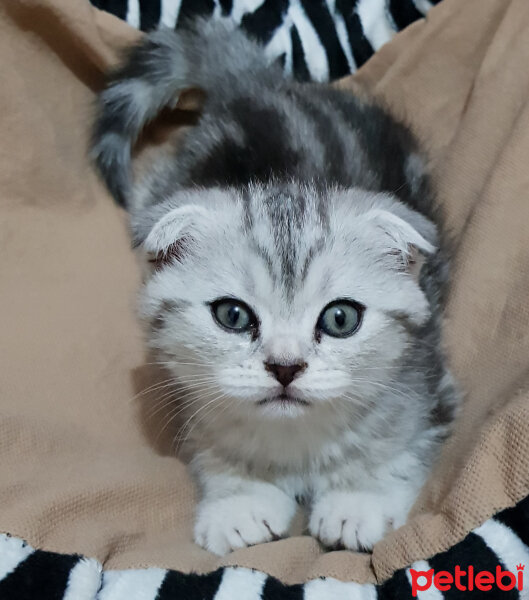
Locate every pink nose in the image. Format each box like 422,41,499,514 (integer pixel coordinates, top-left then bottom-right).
264,362,307,387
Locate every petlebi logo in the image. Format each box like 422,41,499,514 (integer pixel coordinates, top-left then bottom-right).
410,563,524,596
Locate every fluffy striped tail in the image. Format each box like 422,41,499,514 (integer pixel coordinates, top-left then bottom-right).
92,19,278,207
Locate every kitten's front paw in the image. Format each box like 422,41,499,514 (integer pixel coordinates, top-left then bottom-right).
194,487,296,556
309,490,411,551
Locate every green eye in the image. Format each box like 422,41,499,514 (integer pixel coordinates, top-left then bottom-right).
317,300,363,338
211,298,257,334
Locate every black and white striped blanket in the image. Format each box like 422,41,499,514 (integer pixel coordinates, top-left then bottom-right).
90,0,442,81
1,494,528,598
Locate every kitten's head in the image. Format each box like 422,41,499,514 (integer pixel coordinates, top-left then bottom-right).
135,182,437,421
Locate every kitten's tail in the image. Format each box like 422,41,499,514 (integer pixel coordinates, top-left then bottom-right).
92,19,279,207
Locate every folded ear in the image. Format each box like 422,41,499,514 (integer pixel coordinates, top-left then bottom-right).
364,204,438,278
140,205,208,271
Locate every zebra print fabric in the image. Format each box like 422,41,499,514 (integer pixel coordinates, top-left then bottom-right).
1,494,527,599
90,0,443,81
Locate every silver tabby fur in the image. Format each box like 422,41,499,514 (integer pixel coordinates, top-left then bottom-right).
92,19,459,555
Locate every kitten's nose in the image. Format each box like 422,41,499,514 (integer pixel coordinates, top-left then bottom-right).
264,361,307,387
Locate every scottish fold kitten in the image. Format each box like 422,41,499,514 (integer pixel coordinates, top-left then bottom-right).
92,19,459,556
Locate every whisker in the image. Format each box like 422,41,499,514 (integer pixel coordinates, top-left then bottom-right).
156,385,224,432
132,374,217,406
174,393,230,453
128,378,180,403
147,383,221,418
173,391,227,449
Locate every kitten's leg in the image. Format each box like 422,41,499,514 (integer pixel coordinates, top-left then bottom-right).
192,453,297,556
308,451,427,551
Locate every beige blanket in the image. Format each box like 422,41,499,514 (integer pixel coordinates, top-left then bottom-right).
1,0,528,585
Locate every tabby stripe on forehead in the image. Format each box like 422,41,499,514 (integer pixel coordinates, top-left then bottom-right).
251,241,278,285
241,189,254,232
265,193,309,299
277,226,297,301
300,237,326,283
315,191,331,230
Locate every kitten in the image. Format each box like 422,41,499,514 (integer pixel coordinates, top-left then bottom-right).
92,19,459,556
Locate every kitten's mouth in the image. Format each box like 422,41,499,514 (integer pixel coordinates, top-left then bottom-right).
257,393,310,407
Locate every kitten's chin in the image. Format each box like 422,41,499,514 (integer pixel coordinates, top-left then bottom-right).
256,393,310,419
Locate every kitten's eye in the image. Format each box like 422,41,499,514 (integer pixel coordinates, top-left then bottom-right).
317,300,363,338
211,298,257,334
